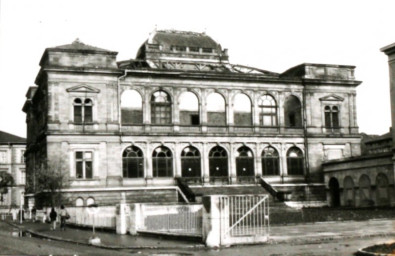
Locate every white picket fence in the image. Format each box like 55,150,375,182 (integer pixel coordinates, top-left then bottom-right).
67,206,116,228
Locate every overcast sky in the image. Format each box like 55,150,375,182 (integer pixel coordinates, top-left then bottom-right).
1,0,394,138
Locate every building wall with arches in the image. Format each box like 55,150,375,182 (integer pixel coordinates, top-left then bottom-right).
323,153,395,207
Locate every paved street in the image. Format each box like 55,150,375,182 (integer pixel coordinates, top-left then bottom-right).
1,218,394,255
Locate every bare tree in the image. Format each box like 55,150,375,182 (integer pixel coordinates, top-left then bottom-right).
0,171,14,202
26,157,70,207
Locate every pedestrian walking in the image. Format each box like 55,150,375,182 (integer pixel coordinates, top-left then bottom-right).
49,207,57,230
59,205,70,231
31,207,37,222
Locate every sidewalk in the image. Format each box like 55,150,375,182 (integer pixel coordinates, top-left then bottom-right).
4,218,395,249
4,220,204,249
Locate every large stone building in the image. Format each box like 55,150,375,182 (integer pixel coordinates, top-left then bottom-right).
0,131,26,210
23,30,361,206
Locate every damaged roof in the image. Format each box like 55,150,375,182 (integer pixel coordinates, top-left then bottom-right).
150,30,220,49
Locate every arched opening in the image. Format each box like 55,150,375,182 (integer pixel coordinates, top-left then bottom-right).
344,176,355,207
152,146,173,177
122,146,144,178
75,197,84,207
151,91,172,124
207,93,226,125
286,147,304,175
121,90,143,124
233,94,252,126
329,177,340,207
284,95,302,127
258,95,277,126
262,146,280,176
209,146,228,179
236,146,254,179
181,146,201,180
376,173,390,206
179,91,200,125
359,175,372,207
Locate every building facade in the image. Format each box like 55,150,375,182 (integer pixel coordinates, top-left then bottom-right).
322,43,395,208
23,30,361,206
0,131,26,210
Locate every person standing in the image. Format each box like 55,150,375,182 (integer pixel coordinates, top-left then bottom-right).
49,207,57,230
31,207,37,222
59,205,69,231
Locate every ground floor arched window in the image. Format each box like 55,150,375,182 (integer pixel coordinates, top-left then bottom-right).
236,146,254,177
181,146,201,178
152,146,173,177
376,173,390,206
209,146,228,177
359,175,372,207
329,177,340,207
286,147,304,175
122,146,144,178
344,176,355,207
262,146,279,176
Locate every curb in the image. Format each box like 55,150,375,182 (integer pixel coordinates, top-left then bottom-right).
3,221,206,250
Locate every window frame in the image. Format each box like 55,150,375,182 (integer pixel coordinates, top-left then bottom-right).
262,146,280,176
73,97,94,124
324,105,340,129
122,146,144,178
75,151,93,179
258,95,278,127
151,91,172,125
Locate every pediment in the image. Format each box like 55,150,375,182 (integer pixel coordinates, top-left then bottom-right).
66,85,100,93
319,94,344,102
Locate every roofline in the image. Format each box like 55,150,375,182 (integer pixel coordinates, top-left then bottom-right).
380,42,395,55
322,152,392,165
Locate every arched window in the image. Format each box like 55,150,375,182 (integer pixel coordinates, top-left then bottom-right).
258,95,277,126
179,92,199,125
181,146,201,178
359,175,372,207
207,93,226,125
236,146,254,177
86,197,95,206
284,95,302,127
122,146,144,178
74,98,93,123
344,176,355,207
209,146,228,177
262,146,280,176
324,106,339,128
234,94,252,126
329,178,340,207
151,91,172,124
75,197,84,207
376,173,389,206
152,146,173,177
286,147,304,175
121,90,143,124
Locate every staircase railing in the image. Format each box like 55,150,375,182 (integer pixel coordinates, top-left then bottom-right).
175,177,196,203
258,176,284,201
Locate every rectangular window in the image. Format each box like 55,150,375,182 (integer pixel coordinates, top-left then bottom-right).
191,114,200,125
189,47,199,52
84,105,93,123
20,150,25,163
202,48,213,53
74,106,82,123
20,169,26,185
75,151,93,179
0,151,7,163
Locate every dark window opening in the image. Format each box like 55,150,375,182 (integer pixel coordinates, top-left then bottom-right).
236,147,254,177
75,151,93,179
181,146,201,178
189,47,199,52
151,91,172,125
152,146,173,177
262,146,280,176
123,146,144,178
287,147,304,175
202,48,213,53
324,105,340,129
209,146,228,177
191,115,200,125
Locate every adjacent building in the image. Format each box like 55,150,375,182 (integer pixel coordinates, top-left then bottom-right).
0,131,26,210
23,30,362,207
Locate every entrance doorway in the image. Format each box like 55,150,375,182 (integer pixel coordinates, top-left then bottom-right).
329,177,340,207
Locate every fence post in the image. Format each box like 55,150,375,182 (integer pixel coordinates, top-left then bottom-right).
129,203,142,235
202,195,223,247
116,203,130,234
